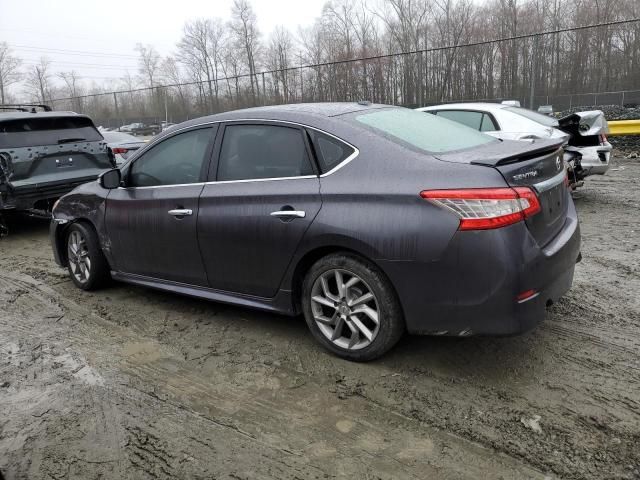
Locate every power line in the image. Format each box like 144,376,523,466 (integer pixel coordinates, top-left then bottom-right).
22,59,138,70
7,43,140,59
50,18,640,102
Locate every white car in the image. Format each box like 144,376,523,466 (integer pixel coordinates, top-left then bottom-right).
417,103,612,180
101,131,147,165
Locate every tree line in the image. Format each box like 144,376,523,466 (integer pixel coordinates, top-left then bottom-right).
1,0,639,124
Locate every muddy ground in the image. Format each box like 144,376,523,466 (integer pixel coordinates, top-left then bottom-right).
1,157,639,480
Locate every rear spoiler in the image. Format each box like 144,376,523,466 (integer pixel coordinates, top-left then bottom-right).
0,104,52,113
558,110,608,137
436,138,565,167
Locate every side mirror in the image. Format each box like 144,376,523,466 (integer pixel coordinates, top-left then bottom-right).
99,168,121,189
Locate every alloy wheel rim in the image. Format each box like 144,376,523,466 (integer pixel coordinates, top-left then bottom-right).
67,230,91,283
310,269,380,350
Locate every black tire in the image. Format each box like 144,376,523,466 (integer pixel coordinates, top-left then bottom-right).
65,222,110,291
301,253,405,361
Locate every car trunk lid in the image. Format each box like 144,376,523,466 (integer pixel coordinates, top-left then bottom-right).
558,110,609,147
437,138,569,246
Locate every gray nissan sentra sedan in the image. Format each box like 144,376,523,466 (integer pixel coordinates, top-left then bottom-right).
50,103,581,361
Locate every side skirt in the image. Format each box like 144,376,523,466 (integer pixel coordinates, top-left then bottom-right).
110,271,297,316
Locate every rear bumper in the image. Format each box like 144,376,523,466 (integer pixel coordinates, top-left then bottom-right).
579,144,611,176
378,199,581,336
0,175,99,211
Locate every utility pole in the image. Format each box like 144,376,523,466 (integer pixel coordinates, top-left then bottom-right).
529,36,538,110
113,92,120,130
164,89,168,124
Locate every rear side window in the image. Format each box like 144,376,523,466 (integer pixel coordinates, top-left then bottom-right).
480,114,498,131
307,130,355,173
353,108,494,153
504,107,559,127
436,110,484,130
217,124,314,181
102,132,139,143
129,127,213,187
0,116,103,148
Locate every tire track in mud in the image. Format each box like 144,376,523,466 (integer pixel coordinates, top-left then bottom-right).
0,269,545,479
1,158,639,479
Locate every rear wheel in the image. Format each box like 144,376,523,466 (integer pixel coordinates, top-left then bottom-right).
302,253,404,361
66,223,110,290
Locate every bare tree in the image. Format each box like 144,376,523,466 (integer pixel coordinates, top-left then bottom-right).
57,71,83,111
24,57,52,104
135,43,161,88
178,18,228,111
230,0,261,104
375,0,431,105
0,42,22,104
267,26,294,102
161,56,190,115
39,0,640,124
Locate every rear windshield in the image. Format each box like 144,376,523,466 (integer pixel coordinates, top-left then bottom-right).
102,131,138,143
504,107,559,127
351,108,495,153
0,116,103,148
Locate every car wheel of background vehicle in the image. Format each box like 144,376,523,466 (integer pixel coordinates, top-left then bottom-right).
66,222,110,291
302,253,405,362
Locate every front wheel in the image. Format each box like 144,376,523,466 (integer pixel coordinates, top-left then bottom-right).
65,223,110,290
302,253,405,361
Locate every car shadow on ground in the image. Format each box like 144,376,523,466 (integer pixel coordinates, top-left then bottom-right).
1,212,50,238
3,212,539,381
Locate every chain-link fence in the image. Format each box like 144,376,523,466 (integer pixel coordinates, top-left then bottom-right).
48,19,640,130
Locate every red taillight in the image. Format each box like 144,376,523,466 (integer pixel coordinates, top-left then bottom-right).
516,289,538,303
111,147,128,154
599,133,607,144
420,187,541,231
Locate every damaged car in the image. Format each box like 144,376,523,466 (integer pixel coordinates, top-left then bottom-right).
0,105,115,233
417,103,612,189
100,130,147,166
50,103,581,361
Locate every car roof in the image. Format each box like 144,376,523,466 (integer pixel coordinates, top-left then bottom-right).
417,103,509,113
175,102,392,129
0,110,85,122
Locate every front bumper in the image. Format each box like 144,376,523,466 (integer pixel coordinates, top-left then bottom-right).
378,199,581,336
50,219,67,267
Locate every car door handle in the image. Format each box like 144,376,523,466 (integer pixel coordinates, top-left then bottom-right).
168,209,193,217
270,210,306,219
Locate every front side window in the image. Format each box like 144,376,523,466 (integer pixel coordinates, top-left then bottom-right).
217,124,314,181
129,127,213,187
353,108,494,154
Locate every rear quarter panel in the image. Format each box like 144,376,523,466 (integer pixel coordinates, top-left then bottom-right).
281,126,511,290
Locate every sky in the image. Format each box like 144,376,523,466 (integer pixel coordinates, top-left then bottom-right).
0,0,328,87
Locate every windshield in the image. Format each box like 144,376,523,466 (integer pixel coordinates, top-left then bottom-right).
504,107,559,127
351,108,495,153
